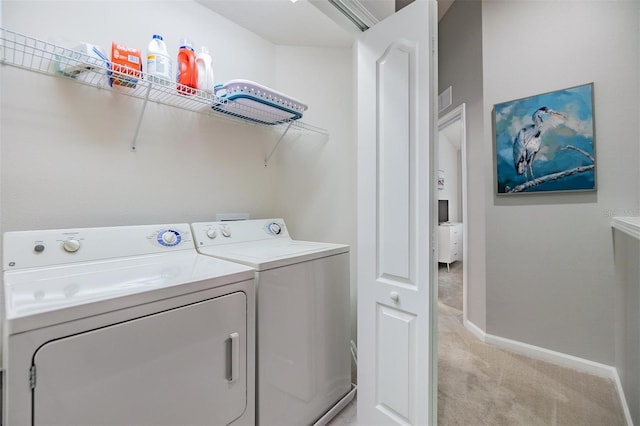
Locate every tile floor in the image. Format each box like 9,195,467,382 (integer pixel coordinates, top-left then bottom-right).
326,397,357,425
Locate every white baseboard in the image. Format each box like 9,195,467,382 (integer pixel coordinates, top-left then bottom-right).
484,332,614,378
462,319,633,426
463,318,486,342
612,368,634,426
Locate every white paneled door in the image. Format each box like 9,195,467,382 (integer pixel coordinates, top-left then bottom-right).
356,1,437,424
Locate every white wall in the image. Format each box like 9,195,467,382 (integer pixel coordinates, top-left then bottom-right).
438,0,486,328
1,0,279,235
272,46,355,246
482,0,640,364
272,45,357,370
437,131,460,222
1,1,355,236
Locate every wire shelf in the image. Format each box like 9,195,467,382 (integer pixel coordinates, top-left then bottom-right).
0,27,328,137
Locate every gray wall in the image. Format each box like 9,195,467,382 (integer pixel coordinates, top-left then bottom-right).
613,228,640,424
438,0,486,329
482,1,640,364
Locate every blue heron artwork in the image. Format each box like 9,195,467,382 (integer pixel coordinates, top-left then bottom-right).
494,83,596,194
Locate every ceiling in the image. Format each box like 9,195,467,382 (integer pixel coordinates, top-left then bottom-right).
196,0,455,48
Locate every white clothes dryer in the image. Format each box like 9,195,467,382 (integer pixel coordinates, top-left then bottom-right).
2,224,255,426
191,219,353,426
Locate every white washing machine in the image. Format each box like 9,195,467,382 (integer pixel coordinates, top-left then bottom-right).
190,219,354,426
2,224,255,426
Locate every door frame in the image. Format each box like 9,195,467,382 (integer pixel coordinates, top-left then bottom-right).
437,103,468,324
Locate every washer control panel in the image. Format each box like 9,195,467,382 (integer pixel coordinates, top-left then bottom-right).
191,219,289,247
4,224,194,270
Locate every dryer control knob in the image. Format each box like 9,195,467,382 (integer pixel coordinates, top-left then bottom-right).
62,239,81,253
162,231,177,245
221,227,231,238
206,229,217,239
157,230,182,247
267,222,282,235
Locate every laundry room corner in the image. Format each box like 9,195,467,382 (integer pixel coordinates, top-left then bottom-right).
272,45,355,247
272,44,358,380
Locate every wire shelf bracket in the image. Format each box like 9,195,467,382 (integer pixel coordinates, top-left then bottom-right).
264,120,294,168
131,84,152,152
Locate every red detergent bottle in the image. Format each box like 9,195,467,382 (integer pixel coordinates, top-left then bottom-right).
176,38,197,95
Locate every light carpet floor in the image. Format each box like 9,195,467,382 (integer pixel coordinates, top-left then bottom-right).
329,261,625,425
437,300,624,425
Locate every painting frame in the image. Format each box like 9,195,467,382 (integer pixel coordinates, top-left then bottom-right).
493,82,596,195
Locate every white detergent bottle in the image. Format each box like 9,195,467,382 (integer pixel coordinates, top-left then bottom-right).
146,34,172,85
196,46,214,94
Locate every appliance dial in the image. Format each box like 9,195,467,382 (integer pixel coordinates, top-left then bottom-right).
267,222,282,235
163,232,176,245
157,230,182,247
206,229,217,239
221,227,231,238
62,239,81,253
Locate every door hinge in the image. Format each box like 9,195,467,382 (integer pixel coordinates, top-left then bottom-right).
29,365,36,389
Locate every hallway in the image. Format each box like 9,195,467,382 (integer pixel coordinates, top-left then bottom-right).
329,262,626,425
437,262,625,425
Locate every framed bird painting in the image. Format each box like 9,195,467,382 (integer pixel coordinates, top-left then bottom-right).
493,83,596,195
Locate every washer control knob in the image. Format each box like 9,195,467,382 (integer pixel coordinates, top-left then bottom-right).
206,229,218,239
62,239,81,253
267,222,282,235
221,227,231,238
34,244,45,253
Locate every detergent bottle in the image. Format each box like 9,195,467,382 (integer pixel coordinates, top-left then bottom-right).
176,38,197,95
146,34,171,85
196,46,214,94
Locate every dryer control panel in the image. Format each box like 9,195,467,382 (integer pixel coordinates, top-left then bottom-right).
3,224,194,270
191,219,290,247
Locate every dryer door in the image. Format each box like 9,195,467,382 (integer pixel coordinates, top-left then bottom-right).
32,292,247,426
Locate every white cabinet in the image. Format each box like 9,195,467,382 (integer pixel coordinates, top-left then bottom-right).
438,223,462,271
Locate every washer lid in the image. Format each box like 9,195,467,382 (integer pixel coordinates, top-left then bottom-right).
3,251,254,334
197,239,349,271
